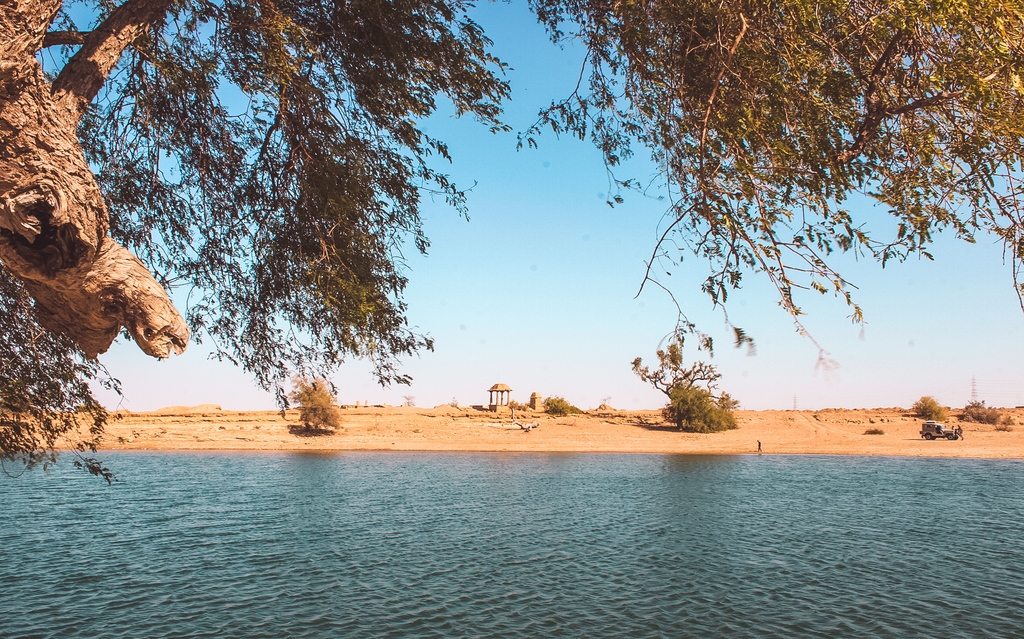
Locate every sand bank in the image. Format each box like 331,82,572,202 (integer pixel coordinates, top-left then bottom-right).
98,405,1024,459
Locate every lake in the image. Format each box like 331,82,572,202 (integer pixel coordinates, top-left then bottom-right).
2,452,1022,637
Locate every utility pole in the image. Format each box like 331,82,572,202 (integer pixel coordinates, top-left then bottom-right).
971,376,978,404
793,395,798,411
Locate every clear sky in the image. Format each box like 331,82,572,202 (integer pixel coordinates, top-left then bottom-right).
91,2,1024,413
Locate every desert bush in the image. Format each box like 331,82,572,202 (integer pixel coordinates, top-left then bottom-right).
508,399,529,412
289,376,342,431
662,384,738,433
912,396,947,421
962,400,1002,425
544,396,583,417
864,428,885,435
995,422,1015,432
448,397,460,408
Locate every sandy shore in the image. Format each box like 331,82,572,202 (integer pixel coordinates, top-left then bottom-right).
98,404,1024,459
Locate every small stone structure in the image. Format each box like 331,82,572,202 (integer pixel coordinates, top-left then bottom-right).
488,383,512,412
529,392,542,411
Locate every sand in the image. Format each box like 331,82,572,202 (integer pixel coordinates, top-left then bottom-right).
98,404,1024,459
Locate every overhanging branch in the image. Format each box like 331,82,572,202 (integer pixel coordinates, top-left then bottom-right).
51,0,174,120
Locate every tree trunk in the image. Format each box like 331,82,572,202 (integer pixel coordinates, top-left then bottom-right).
0,0,187,359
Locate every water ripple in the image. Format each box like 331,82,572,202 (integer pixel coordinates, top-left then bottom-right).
3,453,1024,637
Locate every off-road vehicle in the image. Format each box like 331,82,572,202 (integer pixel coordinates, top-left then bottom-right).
920,420,963,440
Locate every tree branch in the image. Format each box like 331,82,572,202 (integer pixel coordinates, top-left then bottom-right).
837,31,904,164
43,30,89,48
51,0,174,120
888,71,997,116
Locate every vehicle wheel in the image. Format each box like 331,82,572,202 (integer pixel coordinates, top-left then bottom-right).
947,435,958,440
924,433,934,440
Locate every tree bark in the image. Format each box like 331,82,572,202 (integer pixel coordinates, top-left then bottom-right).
0,0,187,359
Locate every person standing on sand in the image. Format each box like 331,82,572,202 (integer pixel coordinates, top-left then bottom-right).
757,440,762,453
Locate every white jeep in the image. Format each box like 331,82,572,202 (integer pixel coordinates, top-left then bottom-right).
920,420,962,440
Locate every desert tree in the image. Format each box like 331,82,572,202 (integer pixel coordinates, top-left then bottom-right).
911,395,947,422
0,0,509,467
632,335,737,432
289,376,342,432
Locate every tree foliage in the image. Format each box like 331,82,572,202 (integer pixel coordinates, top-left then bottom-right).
527,0,1024,339
0,271,114,481
911,395,948,422
68,0,510,389
664,384,738,433
543,396,583,416
288,376,342,432
631,335,737,432
961,400,1003,425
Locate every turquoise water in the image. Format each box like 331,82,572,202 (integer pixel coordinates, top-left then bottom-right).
2,452,1023,637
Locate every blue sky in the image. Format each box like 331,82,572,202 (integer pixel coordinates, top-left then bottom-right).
92,2,1024,412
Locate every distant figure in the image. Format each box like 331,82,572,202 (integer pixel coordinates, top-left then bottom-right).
757,440,762,453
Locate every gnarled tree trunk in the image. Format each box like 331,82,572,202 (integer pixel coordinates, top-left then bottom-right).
0,0,187,359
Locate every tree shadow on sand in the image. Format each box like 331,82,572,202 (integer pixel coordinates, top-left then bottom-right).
287,424,339,437
629,415,680,433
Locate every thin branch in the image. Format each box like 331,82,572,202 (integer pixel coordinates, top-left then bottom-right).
635,201,697,298
698,13,747,182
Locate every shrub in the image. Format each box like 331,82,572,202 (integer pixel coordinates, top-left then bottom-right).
961,400,1002,425
864,428,885,435
662,384,738,433
995,423,1015,432
508,399,529,412
448,397,460,408
544,396,583,417
289,376,342,431
912,396,947,421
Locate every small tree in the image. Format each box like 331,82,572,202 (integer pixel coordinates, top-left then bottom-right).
289,377,342,432
912,396,948,422
543,396,583,417
632,337,738,433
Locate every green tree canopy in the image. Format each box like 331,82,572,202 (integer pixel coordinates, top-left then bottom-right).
71,0,510,388
527,0,1024,342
